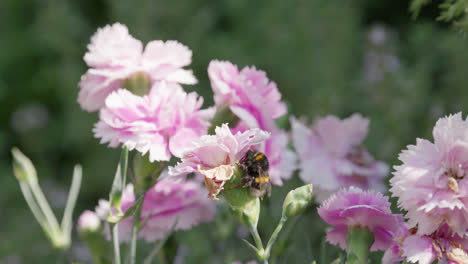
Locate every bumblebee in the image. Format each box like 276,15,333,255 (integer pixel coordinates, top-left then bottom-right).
237,149,272,198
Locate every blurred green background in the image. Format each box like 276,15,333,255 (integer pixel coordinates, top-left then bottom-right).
1,0,467,263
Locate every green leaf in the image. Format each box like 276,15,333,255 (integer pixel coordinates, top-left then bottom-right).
107,147,129,221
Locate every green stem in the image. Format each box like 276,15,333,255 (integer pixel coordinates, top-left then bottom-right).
345,227,373,264
128,196,144,264
19,181,53,239
264,216,287,258
29,179,64,246
60,165,82,245
143,218,178,264
111,224,121,264
247,221,265,256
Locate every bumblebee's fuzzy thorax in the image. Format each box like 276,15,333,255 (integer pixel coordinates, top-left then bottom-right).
238,150,271,198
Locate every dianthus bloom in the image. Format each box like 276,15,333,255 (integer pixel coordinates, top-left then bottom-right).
78,22,196,112
383,225,468,264
96,179,215,242
391,113,468,236
318,187,407,252
169,124,270,199
208,60,295,185
93,81,214,161
291,114,388,201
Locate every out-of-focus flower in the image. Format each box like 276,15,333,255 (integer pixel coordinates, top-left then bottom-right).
208,60,295,185
93,81,214,162
291,114,388,202
318,187,407,252
79,22,196,112
208,60,286,123
10,103,49,133
96,178,215,242
391,112,468,236
77,210,101,232
169,124,270,199
388,225,468,264
382,244,403,264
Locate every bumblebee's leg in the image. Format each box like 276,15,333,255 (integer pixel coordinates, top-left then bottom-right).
267,182,272,197
228,177,250,190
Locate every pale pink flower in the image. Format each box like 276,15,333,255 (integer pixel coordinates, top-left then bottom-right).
208,60,295,185
208,60,286,124
79,23,196,112
169,124,270,199
96,178,215,242
318,187,407,252
291,114,388,201
93,81,214,161
77,210,101,232
392,225,468,264
391,112,468,236
382,244,403,264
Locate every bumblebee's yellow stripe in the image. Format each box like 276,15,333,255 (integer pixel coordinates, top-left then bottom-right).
255,176,270,184
255,153,265,161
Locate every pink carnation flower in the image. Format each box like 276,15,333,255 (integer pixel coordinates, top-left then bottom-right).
386,225,468,264
169,124,270,199
318,187,407,252
291,114,388,201
96,178,215,242
391,112,468,236
93,81,214,161
208,60,295,185
79,23,197,112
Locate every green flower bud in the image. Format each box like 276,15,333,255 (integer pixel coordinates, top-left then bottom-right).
282,184,313,218
122,72,152,96
11,147,37,184
222,166,260,228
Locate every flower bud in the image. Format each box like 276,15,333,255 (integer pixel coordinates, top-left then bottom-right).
77,210,101,233
77,210,112,264
122,72,152,96
11,147,37,184
282,184,313,218
223,166,260,228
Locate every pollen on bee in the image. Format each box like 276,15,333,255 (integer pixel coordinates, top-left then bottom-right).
255,178,260,183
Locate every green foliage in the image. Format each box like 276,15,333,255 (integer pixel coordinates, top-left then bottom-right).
411,0,468,31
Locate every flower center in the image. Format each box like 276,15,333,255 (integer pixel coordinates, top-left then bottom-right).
347,148,372,167
444,163,465,179
444,163,465,193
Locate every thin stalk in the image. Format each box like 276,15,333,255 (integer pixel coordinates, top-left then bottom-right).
61,165,82,243
128,196,144,264
247,221,264,254
19,181,52,238
264,216,288,260
111,224,121,264
29,180,61,235
143,218,179,264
